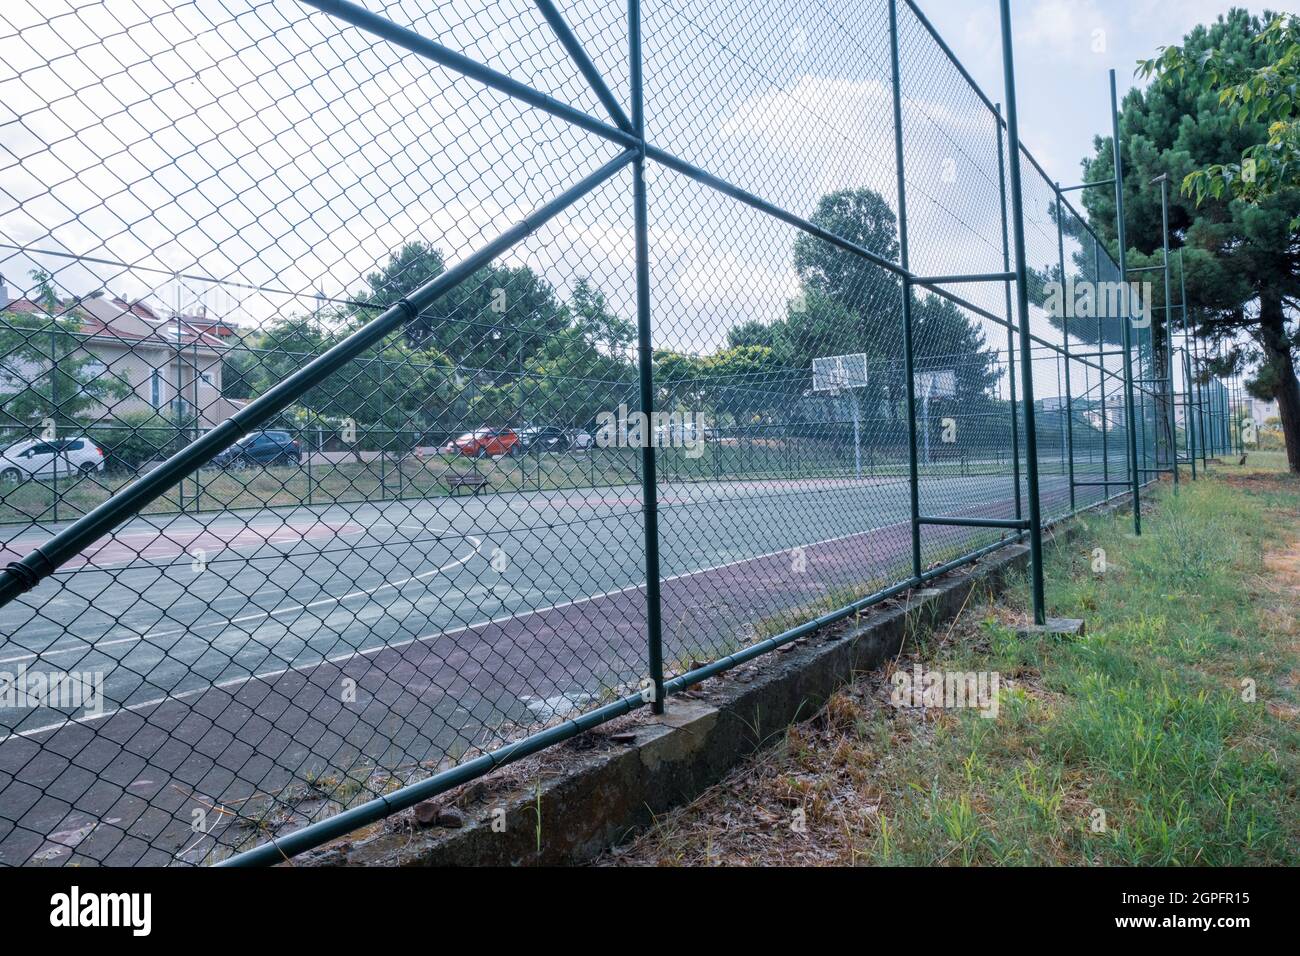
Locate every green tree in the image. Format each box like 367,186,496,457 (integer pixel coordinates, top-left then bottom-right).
787,188,1000,413
325,341,456,454
697,344,790,425
361,241,446,311
570,277,634,354
492,278,638,429
360,240,568,379
240,315,336,415
518,326,637,428
240,311,456,456
1081,10,1300,472
1139,13,1300,212
95,409,185,471
220,328,266,401
520,278,633,426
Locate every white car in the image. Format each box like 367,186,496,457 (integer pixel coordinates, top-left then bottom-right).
568,429,595,450
0,437,106,485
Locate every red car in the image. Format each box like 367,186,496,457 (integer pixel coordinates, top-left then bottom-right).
443,428,521,459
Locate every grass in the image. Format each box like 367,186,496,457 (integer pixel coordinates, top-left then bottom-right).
601,452,1300,866
0,452,638,524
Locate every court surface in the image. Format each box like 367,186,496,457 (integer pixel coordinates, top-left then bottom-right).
0,468,1104,863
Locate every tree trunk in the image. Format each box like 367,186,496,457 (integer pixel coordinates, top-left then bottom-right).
1259,295,1300,473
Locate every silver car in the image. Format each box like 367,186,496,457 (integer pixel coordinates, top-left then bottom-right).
0,437,106,485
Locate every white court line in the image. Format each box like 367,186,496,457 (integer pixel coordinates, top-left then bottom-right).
0,529,481,666
0,516,915,742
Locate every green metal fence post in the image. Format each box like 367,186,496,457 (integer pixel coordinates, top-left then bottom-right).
1183,348,1197,478
1054,183,1076,509
1110,69,1141,535
306,426,313,506
995,104,1022,521
1095,237,1110,488
1154,173,1178,492
1235,375,1245,457
1220,382,1230,454
49,325,58,525
1196,332,1208,466
629,0,664,715
1179,250,1197,479
999,0,1046,625
889,0,922,581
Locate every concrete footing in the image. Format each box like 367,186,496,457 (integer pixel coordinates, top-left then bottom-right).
298,547,1026,866
1016,617,1086,639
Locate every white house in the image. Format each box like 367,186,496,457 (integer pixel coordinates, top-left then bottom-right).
0,281,241,428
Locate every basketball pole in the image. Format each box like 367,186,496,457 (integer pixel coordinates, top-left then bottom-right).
852,388,862,480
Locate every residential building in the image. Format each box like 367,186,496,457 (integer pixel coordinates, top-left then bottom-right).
0,279,241,429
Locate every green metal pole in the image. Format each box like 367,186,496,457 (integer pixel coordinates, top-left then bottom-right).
995,104,1022,520
1179,250,1197,479
1054,183,1076,509
999,0,1046,625
1196,331,1208,466
889,0,923,581
1096,237,1110,487
49,325,58,525
379,365,386,501
1220,381,1229,454
1110,69,1141,535
1056,352,1066,476
1235,375,1245,456
629,0,664,715
1183,348,1197,478
1155,173,1178,492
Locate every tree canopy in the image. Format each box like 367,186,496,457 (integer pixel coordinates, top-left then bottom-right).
216,188,1002,448
1080,9,1300,471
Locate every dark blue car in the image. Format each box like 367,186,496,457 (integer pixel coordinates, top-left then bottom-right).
212,430,301,469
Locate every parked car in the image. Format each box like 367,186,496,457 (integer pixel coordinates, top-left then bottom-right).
211,430,301,469
654,421,704,446
0,437,106,485
568,428,595,450
520,425,569,453
443,428,521,459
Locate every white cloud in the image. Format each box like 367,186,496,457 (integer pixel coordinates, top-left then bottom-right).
1019,0,1110,59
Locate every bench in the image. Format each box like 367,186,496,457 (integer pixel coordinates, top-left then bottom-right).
445,472,490,496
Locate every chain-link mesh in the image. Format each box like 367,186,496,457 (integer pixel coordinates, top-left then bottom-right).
0,0,1224,866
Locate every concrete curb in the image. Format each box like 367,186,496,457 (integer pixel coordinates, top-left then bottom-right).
298,497,1128,866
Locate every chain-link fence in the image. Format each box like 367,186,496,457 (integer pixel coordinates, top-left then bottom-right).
0,0,1233,866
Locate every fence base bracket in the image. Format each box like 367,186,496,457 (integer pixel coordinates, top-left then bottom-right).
1016,617,1086,639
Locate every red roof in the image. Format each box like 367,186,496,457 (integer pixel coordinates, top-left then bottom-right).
3,295,230,349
